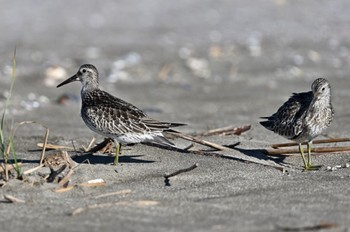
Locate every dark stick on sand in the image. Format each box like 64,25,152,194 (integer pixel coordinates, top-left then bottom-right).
164,163,199,186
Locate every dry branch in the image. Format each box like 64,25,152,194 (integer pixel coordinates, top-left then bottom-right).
265,146,350,156
271,137,350,148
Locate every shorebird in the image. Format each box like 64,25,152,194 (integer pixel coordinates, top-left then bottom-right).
57,64,184,165
260,78,334,170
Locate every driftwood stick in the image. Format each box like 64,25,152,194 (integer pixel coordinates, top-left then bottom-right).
265,146,350,156
168,132,288,170
271,137,350,148
168,132,230,151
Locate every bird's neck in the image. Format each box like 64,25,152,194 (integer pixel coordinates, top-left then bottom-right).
314,94,331,107
308,94,332,115
81,81,99,93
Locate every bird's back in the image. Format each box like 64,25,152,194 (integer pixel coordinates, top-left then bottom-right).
260,91,313,140
81,89,184,138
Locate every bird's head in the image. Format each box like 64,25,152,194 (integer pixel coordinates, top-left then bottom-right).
311,78,331,99
57,64,99,90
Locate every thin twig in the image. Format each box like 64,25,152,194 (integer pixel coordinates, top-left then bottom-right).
22,164,44,175
71,200,159,216
37,143,74,150
39,128,49,165
271,137,350,148
3,194,25,203
265,146,350,156
94,189,132,199
164,163,198,179
47,164,67,183
157,63,171,81
168,132,230,151
182,143,194,151
58,169,74,186
85,137,96,152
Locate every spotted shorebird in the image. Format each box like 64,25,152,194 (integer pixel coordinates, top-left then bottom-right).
57,64,184,165
260,78,334,170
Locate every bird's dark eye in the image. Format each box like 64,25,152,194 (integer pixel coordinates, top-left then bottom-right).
321,87,325,91
81,69,87,73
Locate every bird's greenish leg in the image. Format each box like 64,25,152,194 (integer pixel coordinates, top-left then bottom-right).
298,143,308,169
113,142,121,165
306,141,322,170
307,141,312,167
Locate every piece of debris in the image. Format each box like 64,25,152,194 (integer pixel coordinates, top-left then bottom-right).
79,178,106,187
71,200,159,216
276,222,339,231
3,194,25,204
326,163,350,171
94,189,132,199
88,138,114,153
43,151,76,169
164,163,198,186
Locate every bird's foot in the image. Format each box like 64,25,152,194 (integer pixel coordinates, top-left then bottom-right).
304,164,322,171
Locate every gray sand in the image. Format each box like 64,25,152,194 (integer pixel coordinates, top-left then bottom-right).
1,1,350,231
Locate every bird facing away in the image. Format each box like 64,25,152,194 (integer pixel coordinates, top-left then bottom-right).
57,64,184,165
260,78,334,170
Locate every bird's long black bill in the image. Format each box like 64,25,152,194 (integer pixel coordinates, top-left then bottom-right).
56,74,79,88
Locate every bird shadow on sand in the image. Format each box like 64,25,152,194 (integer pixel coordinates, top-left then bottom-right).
72,153,155,165
197,143,287,167
232,146,286,164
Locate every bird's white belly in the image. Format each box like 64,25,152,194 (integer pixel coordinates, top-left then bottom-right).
116,133,156,144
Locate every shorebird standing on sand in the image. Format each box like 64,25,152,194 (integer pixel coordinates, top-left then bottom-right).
57,64,184,165
260,78,334,170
